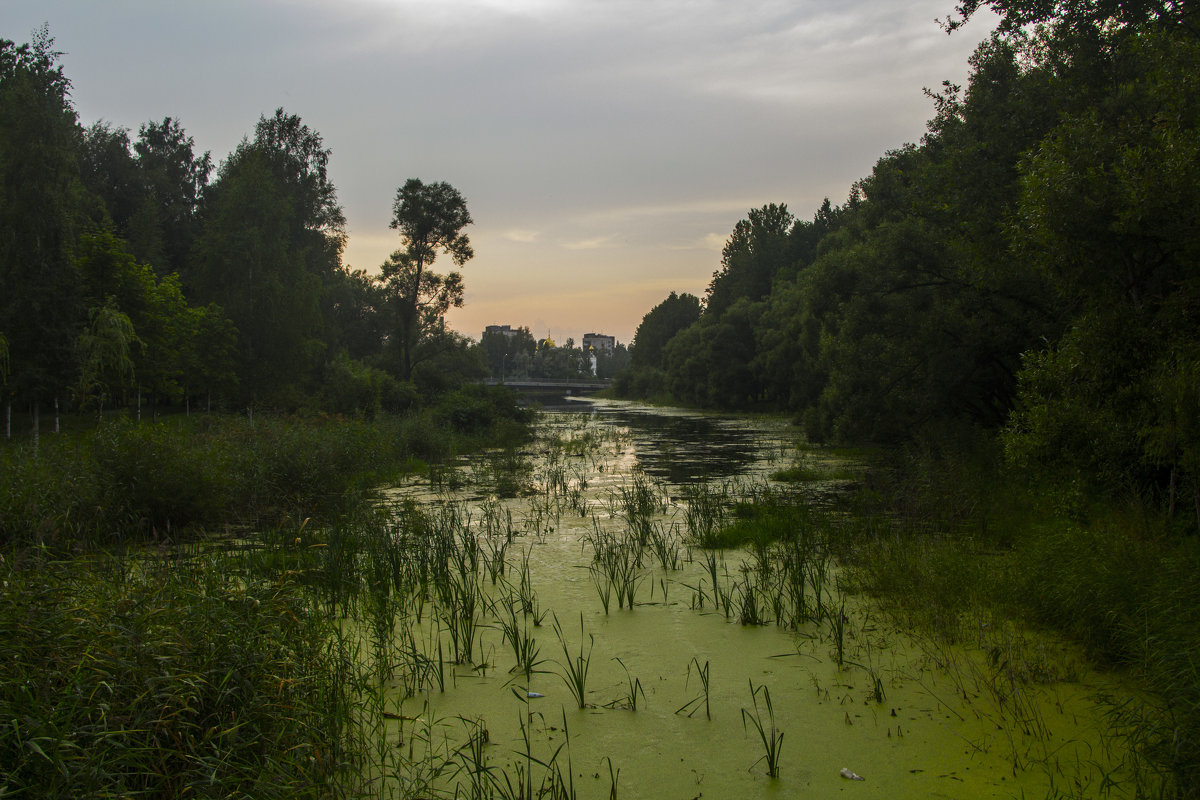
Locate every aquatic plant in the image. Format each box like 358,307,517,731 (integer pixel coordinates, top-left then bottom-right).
741,681,784,778
589,559,615,614
676,657,712,720
701,548,721,604
585,520,645,611
480,499,515,583
513,547,545,624
500,597,546,682
605,657,646,711
829,595,848,667
736,573,766,626
450,716,496,800
647,520,684,570
614,471,667,546
682,482,728,547
438,566,483,665
551,613,595,709
497,699,578,800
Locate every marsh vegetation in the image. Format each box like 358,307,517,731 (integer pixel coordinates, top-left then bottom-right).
0,400,1175,798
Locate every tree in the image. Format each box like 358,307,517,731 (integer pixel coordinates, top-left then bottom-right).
663,299,762,409
182,303,238,413
705,204,795,317
74,301,138,420
1002,26,1200,511
382,179,474,380
479,326,536,381
410,331,488,398
325,267,388,362
0,27,84,434
945,0,1194,34
595,342,630,379
79,121,141,234
629,291,702,371
129,117,212,277
193,109,345,407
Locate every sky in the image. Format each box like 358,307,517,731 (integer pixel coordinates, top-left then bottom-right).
5,0,997,345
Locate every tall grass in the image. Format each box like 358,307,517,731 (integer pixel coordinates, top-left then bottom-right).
0,550,368,799
0,399,538,798
0,404,532,548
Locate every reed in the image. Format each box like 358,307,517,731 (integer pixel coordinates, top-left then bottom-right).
829,595,848,667
647,520,683,570
741,681,784,778
614,471,666,546
605,657,646,711
589,560,615,614
450,716,495,800
0,551,368,799
513,547,545,624
500,597,546,682
586,520,645,611
480,499,515,584
438,566,483,665
497,701,578,800
736,573,766,626
676,657,711,720
551,613,595,709
682,482,727,548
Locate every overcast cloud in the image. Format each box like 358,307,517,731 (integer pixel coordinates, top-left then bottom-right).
5,0,997,343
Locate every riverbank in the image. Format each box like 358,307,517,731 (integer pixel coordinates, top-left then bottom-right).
825,434,1200,798
0,385,532,549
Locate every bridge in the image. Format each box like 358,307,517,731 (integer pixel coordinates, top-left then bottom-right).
485,378,611,395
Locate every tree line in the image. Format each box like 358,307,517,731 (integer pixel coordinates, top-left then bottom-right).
617,0,1200,527
478,327,630,382
0,26,483,435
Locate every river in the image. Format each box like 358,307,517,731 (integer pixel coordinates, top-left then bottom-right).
378,398,1128,799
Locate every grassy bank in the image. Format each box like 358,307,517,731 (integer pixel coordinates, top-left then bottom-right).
0,386,532,798
0,385,532,548
824,434,1200,798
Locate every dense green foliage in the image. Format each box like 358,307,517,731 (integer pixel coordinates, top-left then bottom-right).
611,9,1200,789
0,389,530,548
0,28,492,425
613,291,700,398
618,7,1200,529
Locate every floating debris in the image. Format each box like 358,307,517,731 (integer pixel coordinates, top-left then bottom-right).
840,767,865,781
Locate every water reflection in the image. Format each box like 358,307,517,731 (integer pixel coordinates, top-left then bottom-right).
561,398,763,483
603,410,758,484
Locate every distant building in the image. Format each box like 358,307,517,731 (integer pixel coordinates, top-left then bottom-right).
483,324,520,340
582,333,615,354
